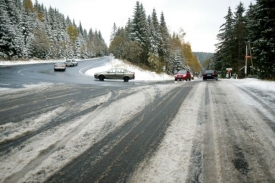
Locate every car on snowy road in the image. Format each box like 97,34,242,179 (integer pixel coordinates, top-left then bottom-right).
65,59,78,67
94,68,135,82
54,62,66,71
203,70,218,80
174,70,191,81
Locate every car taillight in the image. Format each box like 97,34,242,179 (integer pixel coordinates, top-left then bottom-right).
203,73,206,76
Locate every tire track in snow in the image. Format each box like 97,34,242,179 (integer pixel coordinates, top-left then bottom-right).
208,81,275,182
46,84,192,183
2,85,153,183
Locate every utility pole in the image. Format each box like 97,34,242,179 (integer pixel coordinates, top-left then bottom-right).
245,44,248,77
245,41,253,77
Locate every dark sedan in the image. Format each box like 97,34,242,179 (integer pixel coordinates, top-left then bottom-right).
94,68,135,82
203,70,218,80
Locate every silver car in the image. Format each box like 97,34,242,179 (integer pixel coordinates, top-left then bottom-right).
54,62,66,71
65,59,78,67
94,68,135,82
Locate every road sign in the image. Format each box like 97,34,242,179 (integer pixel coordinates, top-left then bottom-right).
226,68,232,71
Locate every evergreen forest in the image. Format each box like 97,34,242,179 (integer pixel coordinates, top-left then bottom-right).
1,0,274,79
214,0,275,80
0,0,108,60
109,1,201,74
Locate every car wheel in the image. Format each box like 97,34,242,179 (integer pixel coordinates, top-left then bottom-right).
99,75,105,81
124,77,129,82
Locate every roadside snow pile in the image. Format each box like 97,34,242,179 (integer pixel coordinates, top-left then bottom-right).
85,59,174,81
226,78,275,92
0,60,59,65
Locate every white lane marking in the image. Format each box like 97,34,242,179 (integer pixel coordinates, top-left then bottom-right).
78,58,102,76
79,64,95,76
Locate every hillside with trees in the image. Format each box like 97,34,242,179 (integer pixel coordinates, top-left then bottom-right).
0,0,108,60
193,52,214,69
109,1,201,74
214,0,275,80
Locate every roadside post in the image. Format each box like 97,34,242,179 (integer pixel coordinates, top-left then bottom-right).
226,68,232,78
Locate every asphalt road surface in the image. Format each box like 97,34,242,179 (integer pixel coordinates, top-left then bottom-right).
0,57,274,183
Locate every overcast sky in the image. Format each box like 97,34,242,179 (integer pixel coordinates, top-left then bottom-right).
38,0,255,53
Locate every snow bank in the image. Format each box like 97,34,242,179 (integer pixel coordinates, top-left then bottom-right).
85,59,174,81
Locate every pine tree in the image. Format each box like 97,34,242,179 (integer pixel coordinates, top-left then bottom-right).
232,2,248,76
131,1,149,65
151,9,161,55
215,7,235,76
0,0,107,60
248,0,275,79
0,0,14,58
110,23,117,43
159,12,171,72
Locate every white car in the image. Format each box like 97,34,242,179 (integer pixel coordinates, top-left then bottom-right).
65,59,78,67
54,62,66,71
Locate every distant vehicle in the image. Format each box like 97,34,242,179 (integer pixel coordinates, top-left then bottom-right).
54,62,66,71
203,70,218,81
94,68,135,82
65,59,78,67
174,70,191,81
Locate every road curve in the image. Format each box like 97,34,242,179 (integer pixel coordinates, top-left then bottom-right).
0,60,275,183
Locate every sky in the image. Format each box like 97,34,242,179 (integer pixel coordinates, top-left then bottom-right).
37,0,255,53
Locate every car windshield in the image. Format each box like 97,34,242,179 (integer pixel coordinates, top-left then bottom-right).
178,70,187,74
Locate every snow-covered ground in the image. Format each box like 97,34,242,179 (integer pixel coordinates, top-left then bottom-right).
1,59,274,182
0,59,60,65
85,59,174,81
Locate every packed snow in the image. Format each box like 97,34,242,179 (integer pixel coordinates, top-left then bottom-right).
0,58,274,182
85,59,174,81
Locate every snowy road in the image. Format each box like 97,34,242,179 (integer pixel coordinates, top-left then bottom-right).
0,78,275,182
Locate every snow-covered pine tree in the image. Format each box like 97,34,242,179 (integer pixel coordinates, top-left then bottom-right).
232,2,248,77
151,9,161,56
147,15,162,72
131,1,149,65
110,23,117,43
0,0,22,59
159,12,171,72
214,7,234,74
248,0,275,79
